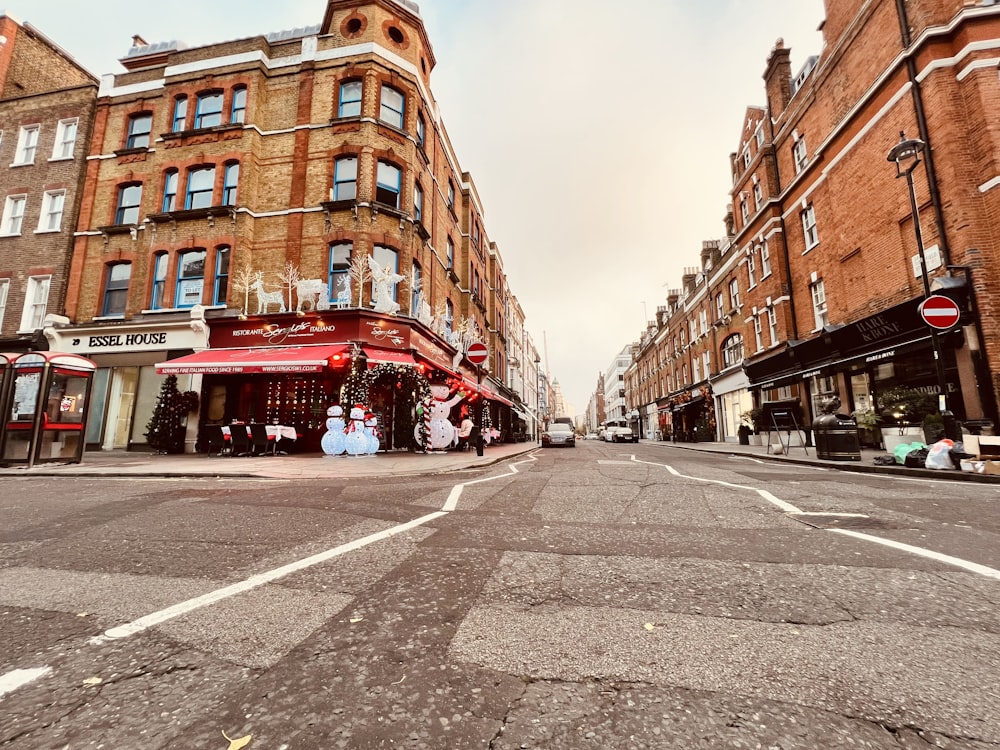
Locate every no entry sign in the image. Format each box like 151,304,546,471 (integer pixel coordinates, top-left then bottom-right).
466,341,488,365
919,295,961,330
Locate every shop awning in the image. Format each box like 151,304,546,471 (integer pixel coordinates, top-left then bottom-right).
460,377,513,406
155,344,351,375
511,406,531,422
363,346,417,367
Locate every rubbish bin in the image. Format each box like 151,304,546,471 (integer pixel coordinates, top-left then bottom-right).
812,413,861,461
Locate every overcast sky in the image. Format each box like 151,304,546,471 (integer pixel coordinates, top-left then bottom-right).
17,0,825,417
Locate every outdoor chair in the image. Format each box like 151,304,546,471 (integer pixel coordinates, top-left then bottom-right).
249,423,276,457
203,425,229,457
228,425,252,457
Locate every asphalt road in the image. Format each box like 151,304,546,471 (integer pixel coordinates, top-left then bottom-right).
1,441,999,749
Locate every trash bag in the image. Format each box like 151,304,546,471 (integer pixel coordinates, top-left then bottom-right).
894,441,926,465
905,447,930,468
925,439,955,470
949,441,976,469
873,454,897,466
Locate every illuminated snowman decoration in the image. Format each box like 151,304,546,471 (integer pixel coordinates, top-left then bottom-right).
421,382,464,451
345,404,369,456
364,412,380,455
321,404,346,456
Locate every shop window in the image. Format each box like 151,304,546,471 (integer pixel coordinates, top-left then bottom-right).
185,166,215,210
375,160,401,208
222,162,239,206
214,247,230,305
328,242,352,304
115,183,142,225
172,96,188,132
162,169,179,212
13,125,39,164
175,249,206,308
20,275,50,331
338,80,362,118
195,92,224,129
150,253,168,309
379,84,405,128
371,245,399,303
722,333,743,368
38,190,65,232
125,113,152,149
332,156,357,201
102,263,131,317
52,118,78,160
2,195,26,235
230,86,247,124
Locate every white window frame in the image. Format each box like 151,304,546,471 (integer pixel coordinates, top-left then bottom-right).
37,190,66,233
767,305,778,345
747,248,756,288
811,279,828,330
702,350,711,379
0,278,8,329
793,137,808,173
728,278,740,310
741,149,750,169
802,204,819,250
753,314,764,352
1,194,27,235
698,309,707,336
51,118,78,160
740,197,749,223
20,275,50,332
693,358,701,383
752,178,763,208
760,241,772,278
13,125,39,165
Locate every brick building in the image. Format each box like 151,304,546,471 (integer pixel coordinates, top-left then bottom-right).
43,0,540,452
627,0,1000,443
0,14,97,351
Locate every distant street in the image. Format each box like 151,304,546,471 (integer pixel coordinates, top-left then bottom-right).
2,442,999,749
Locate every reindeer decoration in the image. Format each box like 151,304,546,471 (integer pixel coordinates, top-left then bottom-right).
295,279,329,312
250,273,287,314
334,275,351,309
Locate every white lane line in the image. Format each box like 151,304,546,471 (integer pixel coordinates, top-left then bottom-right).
630,455,802,514
793,512,871,518
632,454,1000,580
0,667,51,698
831,529,1000,580
93,452,540,645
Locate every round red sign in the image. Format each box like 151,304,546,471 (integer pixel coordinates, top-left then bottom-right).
466,342,488,365
919,294,961,330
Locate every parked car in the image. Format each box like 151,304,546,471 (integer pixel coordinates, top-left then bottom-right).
542,423,576,447
605,426,633,443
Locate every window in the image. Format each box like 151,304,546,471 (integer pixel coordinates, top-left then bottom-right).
760,241,772,277
753,314,763,352
747,248,756,287
411,261,422,314
767,305,778,345
13,125,39,164
175,250,206,308
115,183,142,224
742,149,750,169
0,278,7,328
214,247,230,305
222,162,239,205
162,170,179,212
698,309,707,336
338,81,362,118
693,358,701,383
793,137,808,173
753,179,763,208
371,246,400,303
702,351,711,379
740,197,749,223
37,190,65,232
414,181,423,222
447,179,455,209
416,113,426,148
446,237,454,270
328,242,352,303
379,85,405,128
811,279,828,329
721,333,744,368
230,86,247,124
195,92,223,129
689,319,697,342
332,156,357,200
375,160,401,208
125,114,151,149
728,278,740,309
185,166,215,210
150,253,168,309
445,299,454,335
102,263,131,317
52,119,78,160
20,275,50,331
801,204,819,250
2,195,26,235
172,97,188,132
756,127,765,147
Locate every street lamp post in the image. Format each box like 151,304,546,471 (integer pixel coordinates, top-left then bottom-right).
887,131,958,440
534,357,543,444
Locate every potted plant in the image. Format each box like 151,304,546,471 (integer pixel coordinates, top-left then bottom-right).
852,408,882,449
740,408,763,446
876,386,937,452
922,413,945,444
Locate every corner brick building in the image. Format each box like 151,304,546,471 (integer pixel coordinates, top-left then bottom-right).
40,0,541,453
627,0,1000,443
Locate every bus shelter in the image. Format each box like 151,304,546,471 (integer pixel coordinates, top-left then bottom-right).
1,352,97,468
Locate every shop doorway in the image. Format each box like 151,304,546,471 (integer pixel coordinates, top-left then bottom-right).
104,367,139,450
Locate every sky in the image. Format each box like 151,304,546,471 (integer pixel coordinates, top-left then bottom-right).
16,0,826,417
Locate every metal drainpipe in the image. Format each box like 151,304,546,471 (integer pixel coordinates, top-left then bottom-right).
894,0,952,268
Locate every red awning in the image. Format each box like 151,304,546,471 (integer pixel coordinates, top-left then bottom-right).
460,377,513,406
363,346,417,367
156,345,351,375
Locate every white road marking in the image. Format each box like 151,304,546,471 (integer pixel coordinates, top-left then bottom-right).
0,667,50,698
631,454,1000,580
792,512,871,518
831,529,1000,580
92,452,540,644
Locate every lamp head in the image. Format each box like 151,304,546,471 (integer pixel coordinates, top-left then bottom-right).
887,130,926,177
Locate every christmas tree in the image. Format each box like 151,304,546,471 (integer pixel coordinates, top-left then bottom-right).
145,375,198,454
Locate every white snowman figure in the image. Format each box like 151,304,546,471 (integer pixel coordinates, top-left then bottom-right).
421,381,464,452
321,405,346,456
345,403,369,456
364,412,380,455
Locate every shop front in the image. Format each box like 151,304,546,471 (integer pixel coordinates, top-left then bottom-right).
711,367,753,442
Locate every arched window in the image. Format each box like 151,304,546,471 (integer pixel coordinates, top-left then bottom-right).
115,183,142,225
332,157,357,201
230,86,247,124
371,246,400,303
379,85,404,128
222,162,239,206
414,181,423,223
150,252,168,309
162,169,179,212
410,261,422,315
328,242,352,304
445,299,454,335
185,166,216,209
213,246,230,305
338,80,362,118
171,96,188,132
102,263,131,317
125,113,152,149
195,92,224,129
175,249,206,308
375,160,401,208
721,333,744,369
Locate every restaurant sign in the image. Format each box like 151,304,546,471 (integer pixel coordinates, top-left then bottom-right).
211,312,413,350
